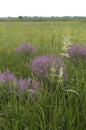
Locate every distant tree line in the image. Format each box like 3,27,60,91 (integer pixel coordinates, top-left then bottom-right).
0,16,86,22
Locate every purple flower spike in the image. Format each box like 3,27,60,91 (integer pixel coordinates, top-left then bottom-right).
17,43,35,53
18,78,31,91
17,78,39,96
0,69,39,98
0,69,16,84
67,44,86,61
32,79,39,90
32,54,65,81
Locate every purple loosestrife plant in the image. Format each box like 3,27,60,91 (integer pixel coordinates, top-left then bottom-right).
0,69,39,98
0,69,17,100
0,69,16,84
16,43,35,58
67,44,86,62
32,55,67,83
29,79,39,97
17,78,39,97
18,78,31,92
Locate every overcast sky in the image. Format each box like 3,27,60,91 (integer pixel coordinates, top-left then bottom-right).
0,0,86,17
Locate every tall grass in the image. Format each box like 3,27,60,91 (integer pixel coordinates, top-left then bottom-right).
0,19,86,130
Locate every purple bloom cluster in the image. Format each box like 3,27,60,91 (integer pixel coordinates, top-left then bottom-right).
32,55,65,80
16,43,35,54
0,69,16,84
67,44,86,61
18,78,31,91
0,69,39,97
16,78,39,97
18,78,38,92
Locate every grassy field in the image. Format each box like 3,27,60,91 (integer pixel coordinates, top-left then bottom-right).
0,18,86,130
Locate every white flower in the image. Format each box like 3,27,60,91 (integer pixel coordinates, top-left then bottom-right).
60,36,72,58
62,36,72,52
60,53,70,58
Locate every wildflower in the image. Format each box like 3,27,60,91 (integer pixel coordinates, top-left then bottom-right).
0,69,39,98
60,53,70,58
16,43,35,58
67,44,86,62
29,79,39,97
0,69,16,84
16,43,35,52
32,54,66,82
17,78,39,97
18,78,38,91
49,66,57,82
0,69,17,98
60,36,72,58
18,78,31,92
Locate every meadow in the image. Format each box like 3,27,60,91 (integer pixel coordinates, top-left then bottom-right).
0,18,86,130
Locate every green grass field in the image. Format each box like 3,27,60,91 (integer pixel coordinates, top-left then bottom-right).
0,18,86,130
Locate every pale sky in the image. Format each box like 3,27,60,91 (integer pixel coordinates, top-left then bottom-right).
0,0,86,17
